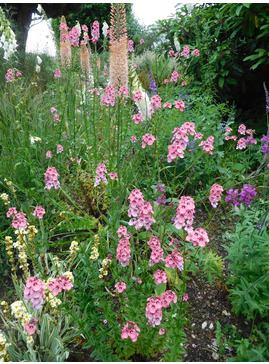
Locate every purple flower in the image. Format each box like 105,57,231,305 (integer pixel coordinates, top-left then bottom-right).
156,195,167,205
149,68,157,95
225,188,240,206
261,133,269,154
263,82,269,114
239,184,257,206
156,184,165,192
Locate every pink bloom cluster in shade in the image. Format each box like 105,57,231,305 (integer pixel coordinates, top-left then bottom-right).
199,136,214,155
47,276,73,296
133,113,143,124
146,290,177,327
94,163,108,186
167,123,196,163
54,69,61,79
101,86,115,107
44,167,60,190
236,137,246,150
46,151,52,159
225,135,237,141
115,281,126,293
150,94,162,112
6,207,17,218
181,81,187,86
209,183,223,208
174,100,185,111
57,144,63,154
181,46,190,58
186,228,209,247
121,321,140,342
142,134,156,149
5,68,14,82
147,236,164,266
174,196,195,231
118,87,129,97
128,40,134,52
11,212,29,230
195,132,203,140
170,71,181,82
24,276,46,310
132,90,143,102
91,21,99,43
117,226,131,239
225,127,233,134
238,124,246,135
33,206,46,219
165,249,184,270
153,270,167,285
68,26,80,47
128,189,156,231
193,49,200,57
116,237,131,267
24,318,38,335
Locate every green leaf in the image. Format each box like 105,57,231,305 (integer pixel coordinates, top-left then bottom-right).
155,282,167,296
226,78,237,85
231,163,245,171
218,77,225,88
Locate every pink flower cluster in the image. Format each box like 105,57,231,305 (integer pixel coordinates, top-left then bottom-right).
118,87,129,97
150,94,162,112
117,226,131,239
46,151,52,159
101,86,115,107
5,68,14,82
6,207,17,217
133,113,143,124
199,136,214,155
116,237,131,267
147,236,164,266
238,124,246,135
33,206,46,219
24,318,38,335
236,137,246,150
181,46,190,58
54,69,61,79
132,90,143,102
186,228,209,247
91,21,99,43
11,212,29,230
47,276,73,296
68,26,80,47
142,134,156,149
165,249,184,270
163,102,172,108
153,270,167,285
57,144,63,154
115,281,126,293
44,167,60,190
170,71,181,82
128,189,155,230
121,321,140,342
174,196,195,231
174,100,185,111
24,276,46,310
167,123,196,162
209,183,223,208
128,40,134,52
146,290,177,327
193,49,200,57
94,163,108,186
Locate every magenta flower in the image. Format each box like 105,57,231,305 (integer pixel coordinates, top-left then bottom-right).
91,21,100,43
115,282,127,293
193,49,200,57
5,69,14,82
82,24,88,32
46,151,52,159
57,144,63,154
33,206,46,219
140,38,144,44
121,321,140,342
109,172,118,180
24,318,38,335
159,328,166,335
44,167,60,190
6,207,17,218
54,69,61,79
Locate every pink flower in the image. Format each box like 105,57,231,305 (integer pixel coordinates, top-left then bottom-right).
164,79,170,84
209,183,223,208
165,249,184,270
225,127,233,134
16,71,22,77
132,63,137,68
24,318,38,335
50,107,56,113
87,146,92,150
146,296,163,327
33,206,46,219
168,50,175,56
128,40,134,52
174,195,195,231
199,136,214,155
82,24,88,32
24,276,46,310
62,132,68,138
116,238,131,267
54,113,60,122
186,228,209,247
236,137,246,150
121,321,140,342
142,134,156,149
132,90,143,102
44,167,60,190
181,46,190,58
94,163,108,186
54,69,61,79
150,94,162,111
109,172,118,180
194,132,203,140
11,212,29,230
193,49,200,57
170,71,181,82
140,38,144,44
47,276,73,296
238,124,246,135
91,88,100,96
118,87,129,97
117,226,131,239
183,293,188,302
115,282,127,293
6,207,17,218
159,328,166,335
137,278,142,284
147,236,164,266
91,21,100,43
131,136,137,143
153,270,167,285
68,26,80,47
133,113,143,124
57,144,63,154
59,22,69,31
225,135,237,141
163,102,172,108
174,100,185,111
100,86,115,107
5,69,14,82
181,81,187,86
128,189,155,231
161,290,177,308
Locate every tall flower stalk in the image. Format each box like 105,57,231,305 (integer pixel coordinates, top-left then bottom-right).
109,3,128,95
